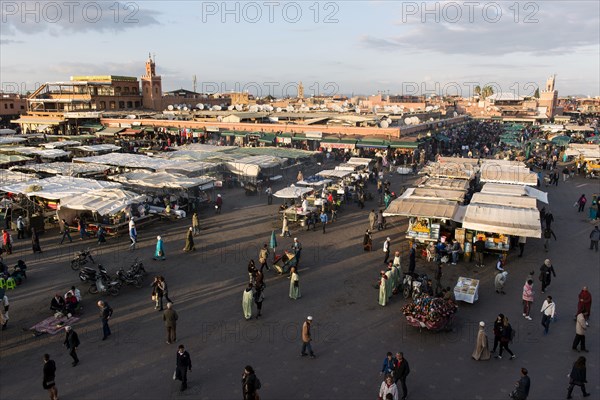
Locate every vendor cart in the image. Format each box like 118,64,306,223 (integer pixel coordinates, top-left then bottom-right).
272,250,297,274
402,296,458,332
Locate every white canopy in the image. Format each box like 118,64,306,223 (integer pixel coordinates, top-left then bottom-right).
416,177,470,191
0,137,28,144
479,165,537,186
41,141,81,149
9,162,109,176
461,203,541,238
177,143,238,153
565,144,600,160
109,171,215,190
297,179,332,187
346,157,373,166
383,197,459,219
74,153,186,171
273,185,314,199
0,171,37,186
0,146,70,159
0,129,17,135
316,169,353,179
59,188,145,216
470,193,537,209
72,144,121,153
480,182,548,204
0,176,121,200
225,155,285,178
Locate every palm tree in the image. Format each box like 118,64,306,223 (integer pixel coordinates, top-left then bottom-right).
534,88,540,98
481,86,494,99
474,86,481,97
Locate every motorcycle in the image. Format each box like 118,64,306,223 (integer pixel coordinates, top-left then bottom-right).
128,258,147,277
70,248,95,270
116,268,143,288
88,276,121,296
402,273,429,300
79,264,110,283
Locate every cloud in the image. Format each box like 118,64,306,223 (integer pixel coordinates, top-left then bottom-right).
361,2,599,56
0,1,161,36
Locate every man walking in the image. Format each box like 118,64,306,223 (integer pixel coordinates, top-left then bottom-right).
266,186,273,205
573,312,589,352
42,354,58,400
175,344,192,391
1,292,9,330
63,326,80,366
539,259,556,293
320,211,328,234
258,244,270,272
540,296,556,335
369,209,376,231
394,351,410,400
589,226,600,251
59,219,73,244
300,316,316,358
518,236,526,257
97,300,113,340
163,302,178,344
16,215,25,239
383,237,391,264
292,238,302,266
509,368,530,400
543,226,557,252
474,236,486,267
192,212,200,236
129,218,137,250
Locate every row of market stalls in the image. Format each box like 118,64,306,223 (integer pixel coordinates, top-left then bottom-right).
384,156,547,259
272,157,374,224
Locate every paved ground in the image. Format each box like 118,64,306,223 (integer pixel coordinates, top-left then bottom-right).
0,162,598,400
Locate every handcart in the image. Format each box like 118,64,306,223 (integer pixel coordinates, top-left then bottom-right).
272,250,297,274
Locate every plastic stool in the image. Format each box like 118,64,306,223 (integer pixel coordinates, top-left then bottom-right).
0,278,6,290
5,278,16,290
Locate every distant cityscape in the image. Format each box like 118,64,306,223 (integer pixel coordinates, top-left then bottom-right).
1,54,598,147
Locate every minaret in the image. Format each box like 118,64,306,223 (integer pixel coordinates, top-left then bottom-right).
297,82,304,99
141,53,162,110
539,74,558,118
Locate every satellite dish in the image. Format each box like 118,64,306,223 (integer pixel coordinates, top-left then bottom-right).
355,107,360,114
429,118,434,122
176,105,183,110
167,105,174,111
228,105,234,111
183,107,188,111
409,108,415,113
380,120,389,128
453,111,458,117
425,106,432,112
250,105,259,112
404,118,412,125
217,116,223,122
276,107,282,112
198,104,204,110
213,105,222,111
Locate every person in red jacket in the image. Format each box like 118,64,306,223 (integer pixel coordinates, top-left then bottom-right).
576,287,592,324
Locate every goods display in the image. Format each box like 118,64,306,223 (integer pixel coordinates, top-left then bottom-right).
402,296,458,330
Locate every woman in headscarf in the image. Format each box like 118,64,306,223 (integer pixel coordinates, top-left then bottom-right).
472,321,491,360
182,227,195,252
242,284,253,320
153,236,166,260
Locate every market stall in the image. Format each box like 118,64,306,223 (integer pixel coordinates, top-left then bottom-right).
453,277,480,303
383,195,460,243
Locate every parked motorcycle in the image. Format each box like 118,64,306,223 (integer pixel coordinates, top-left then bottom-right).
88,276,121,296
402,273,429,300
70,248,95,270
79,264,110,283
116,268,143,288
128,258,147,276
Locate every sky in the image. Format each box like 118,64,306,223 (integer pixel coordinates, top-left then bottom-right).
1,1,599,98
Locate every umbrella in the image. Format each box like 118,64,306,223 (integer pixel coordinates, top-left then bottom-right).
269,230,278,261
586,136,599,143
551,135,571,146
